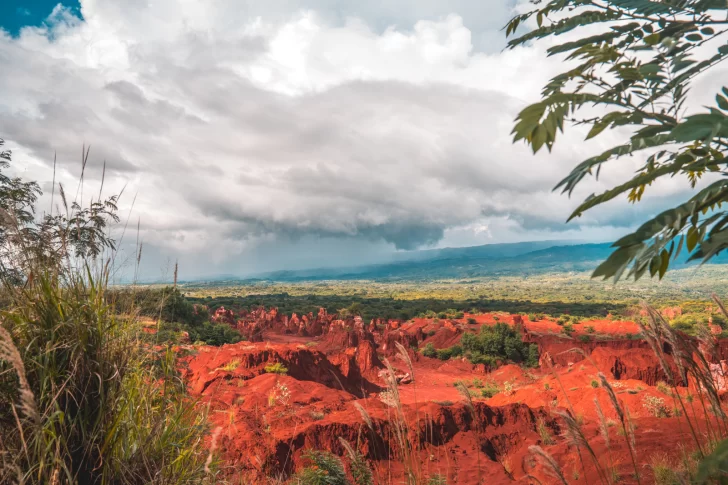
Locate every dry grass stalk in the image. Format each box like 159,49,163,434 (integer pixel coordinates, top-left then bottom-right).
455,382,482,483
594,398,610,449
382,358,419,484
354,402,374,432
0,325,38,426
598,373,640,484
528,445,568,485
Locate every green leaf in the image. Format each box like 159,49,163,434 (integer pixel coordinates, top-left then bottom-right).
586,121,610,140
658,249,669,279
717,93,728,111
686,33,703,42
643,33,660,45
697,438,728,482
687,226,699,252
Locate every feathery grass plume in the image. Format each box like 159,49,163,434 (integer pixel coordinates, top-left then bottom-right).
594,398,610,449
339,438,373,485
543,352,588,481
642,302,727,450
598,373,641,484
455,381,482,482
624,406,636,452
353,402,374,433
395,342,415,381
0,325,38,426
395,340,421,459
598,373,624,424
635,310,676,383
205,426,222,474
382,358,419,484
712,293,728,319
528,445,568,485
556,409,608,485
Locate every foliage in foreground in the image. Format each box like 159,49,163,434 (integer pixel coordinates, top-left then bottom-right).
0,143,213,484
508,0,728,281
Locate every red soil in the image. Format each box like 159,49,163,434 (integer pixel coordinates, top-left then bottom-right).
180,309,728,484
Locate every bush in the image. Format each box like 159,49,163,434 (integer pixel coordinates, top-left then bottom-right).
643,395,670,418
186,322,244,346
461,323,539,368
422,343,437,358
434,344,463,361
480,382,500,398
467,318,477,324
264,362,289,374
294,451,349,485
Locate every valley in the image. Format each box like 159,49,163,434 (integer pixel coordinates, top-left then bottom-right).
156,298,728,484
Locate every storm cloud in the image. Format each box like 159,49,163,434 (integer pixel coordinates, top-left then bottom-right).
1,0,720,280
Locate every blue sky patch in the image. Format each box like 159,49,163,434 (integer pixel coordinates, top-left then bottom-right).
1,1,81,36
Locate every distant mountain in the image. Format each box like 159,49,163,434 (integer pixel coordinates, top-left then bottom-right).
243,241,728,282
245,241,601,281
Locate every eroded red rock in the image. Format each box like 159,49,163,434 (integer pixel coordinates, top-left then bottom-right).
178,309,728,484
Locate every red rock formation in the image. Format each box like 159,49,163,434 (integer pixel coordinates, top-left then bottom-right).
211,306,236,326
590,347,679,386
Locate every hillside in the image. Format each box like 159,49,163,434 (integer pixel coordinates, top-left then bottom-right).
245,241,728,282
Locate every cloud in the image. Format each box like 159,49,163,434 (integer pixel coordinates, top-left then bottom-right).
0,0,720,279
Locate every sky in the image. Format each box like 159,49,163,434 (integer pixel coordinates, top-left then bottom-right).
0,1,723,281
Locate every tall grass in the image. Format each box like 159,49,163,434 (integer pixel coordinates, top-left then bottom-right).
0,141,213,484
0,267,214,484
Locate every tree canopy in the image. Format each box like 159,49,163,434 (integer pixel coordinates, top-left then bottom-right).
507,0,728,281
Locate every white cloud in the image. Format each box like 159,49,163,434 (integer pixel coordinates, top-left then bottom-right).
0,0,718,279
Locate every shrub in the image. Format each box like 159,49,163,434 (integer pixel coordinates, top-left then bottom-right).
309,410,326,421
578,334,591,342
467,318,477,324
656,381,672,395
590,379,600,388
481,382,500,398
186,322,244,346
434,400,454,406
644,395,670,418
221,359,241,372
436,348,453,360
461,323,539,368
294,450,349,485
651,453,681,485
264,362,289,374
436,344,463,361
427,475,447,485
537,418,554,445
562,322,574,336
422,343,437,358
